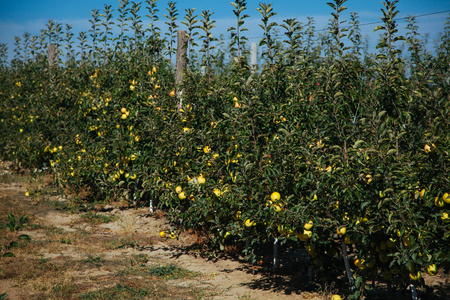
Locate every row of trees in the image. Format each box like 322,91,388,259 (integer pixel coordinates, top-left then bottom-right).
1,1,449,299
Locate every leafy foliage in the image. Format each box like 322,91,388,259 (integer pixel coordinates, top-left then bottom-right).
0,1,449,298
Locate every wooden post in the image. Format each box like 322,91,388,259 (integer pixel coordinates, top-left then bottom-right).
47,44,59,67
250,42,258,73
175,30,188,101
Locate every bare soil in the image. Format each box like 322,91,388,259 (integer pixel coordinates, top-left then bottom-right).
0,161,448,300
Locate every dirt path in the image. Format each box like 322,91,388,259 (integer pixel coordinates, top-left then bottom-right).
0,162,322,300
34,207,319,300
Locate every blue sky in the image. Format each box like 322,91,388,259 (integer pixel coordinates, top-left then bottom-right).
1,0,449,59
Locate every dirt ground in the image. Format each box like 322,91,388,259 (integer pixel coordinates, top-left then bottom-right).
0,161,448,300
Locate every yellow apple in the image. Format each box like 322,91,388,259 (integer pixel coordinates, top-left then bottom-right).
303,230,312,238
359,215,369,224
419,189,425,198
271,192,281,202
435,197,444,207
443,193,449,204
244,219,255,227
304,220,314,230
337,226,347,236
409,271,421,281
197,175,206,184
426,264,437,276
273,204,282,212
213,188,222,197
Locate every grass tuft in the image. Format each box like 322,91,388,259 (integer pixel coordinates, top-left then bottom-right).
81,211,117,224
148,264,199,280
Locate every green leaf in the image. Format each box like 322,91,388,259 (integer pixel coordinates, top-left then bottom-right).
334,91,344,98
2,252,15,258
394,36,406,42
353,140,365,148
19,215,28,226
338,6,347,13
397,131,406,140
7,213,15,232
365,149,379,154
388,212,393,224
330,145,342,151
18,234,31,240
355,276,363,287
378,111,387,119
245,76,253,87
406,260,414,271
386,149,397,156
327,2,336,10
